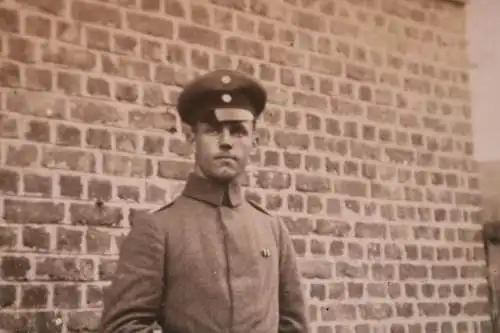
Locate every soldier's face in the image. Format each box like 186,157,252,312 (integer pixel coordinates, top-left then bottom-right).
191,120,256,182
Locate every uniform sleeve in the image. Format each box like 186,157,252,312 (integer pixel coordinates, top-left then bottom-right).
277,218,308,333
99,213,165,333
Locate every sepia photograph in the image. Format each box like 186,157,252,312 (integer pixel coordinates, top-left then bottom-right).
0,0,498,332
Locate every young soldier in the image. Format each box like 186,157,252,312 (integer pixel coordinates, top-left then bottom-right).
99,69,308,333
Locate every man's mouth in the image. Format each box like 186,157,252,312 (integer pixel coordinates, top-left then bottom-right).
215,155,237,161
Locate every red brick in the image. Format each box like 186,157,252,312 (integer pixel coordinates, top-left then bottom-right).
0,226,18,250
24,120,50,143
225,36,265,59
296,174,331,193
248,0,287,21
140,0,160,11
117,185,140,202
4,199,64,224
129,109,177,132
103,154,152,178
142,135,164,155
0,169,19,194
36,257,95,281
0,284,16,308
115,82,139,103
126,12,173,38
115,132,138,153
42,45,97,71
86,128,112,150
86,77,110,97
72,1,122,28
166,0,186,17
8,36,37,63
155,64,190,87
158,160,193,181
144,184,164,203
191,49,211,70
274,131,310,150
0,8,20,33
56,21,83,44
208,0,246,10
70,203,122,227
57,71,82,95
166,43,187,66
322,304,356,321
24,173,52,196
336,262,368,279
41,148,95,173
263,150,280,167
0,113,19,138
269,47,305,68
315,219,350,237
1,256,31,280
88,179,112,202
291,10,325,32
137,82,161,105
25,15,52,38
235,15,255,34
86,228,111,253
115,34,138,55
67,311,100,331
255,171,291,190
58,175,83,199
85,284,103,307
300,260,332,279
56,227,83,252
0,61,21,87
20,284,49,308
166,138,189,158
70,100,126,126
17,0,65,14
139,39,162,62
190,4,211,26
56,124,81,147
26,67,53,91
400,263,428,280
54,284,80,309
178,24,221,49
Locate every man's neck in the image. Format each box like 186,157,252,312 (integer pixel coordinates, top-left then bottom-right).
182,172,243,207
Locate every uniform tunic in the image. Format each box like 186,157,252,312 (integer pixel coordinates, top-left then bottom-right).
99,173,307,333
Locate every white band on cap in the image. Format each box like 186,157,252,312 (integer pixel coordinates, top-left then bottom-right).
214,108,254,122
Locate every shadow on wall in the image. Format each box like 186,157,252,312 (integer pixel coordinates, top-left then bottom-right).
479,161,500,223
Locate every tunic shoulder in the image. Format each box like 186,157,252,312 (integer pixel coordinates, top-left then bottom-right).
246,198,272,216
148,197,178,214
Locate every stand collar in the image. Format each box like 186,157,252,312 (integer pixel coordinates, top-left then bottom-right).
182,173,243,208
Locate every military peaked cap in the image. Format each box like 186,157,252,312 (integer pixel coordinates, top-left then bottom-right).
176,69,268,126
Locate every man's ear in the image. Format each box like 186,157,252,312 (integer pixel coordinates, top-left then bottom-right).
183,123,196,145
251,133,259,153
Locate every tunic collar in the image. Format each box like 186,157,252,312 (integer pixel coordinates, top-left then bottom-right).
182,173,243,208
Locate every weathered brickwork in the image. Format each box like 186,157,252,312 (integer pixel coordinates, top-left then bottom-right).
0,0,488,332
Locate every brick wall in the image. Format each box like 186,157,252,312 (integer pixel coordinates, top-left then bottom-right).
0,0,489,332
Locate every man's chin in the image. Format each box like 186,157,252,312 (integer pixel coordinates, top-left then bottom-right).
212,169,239,182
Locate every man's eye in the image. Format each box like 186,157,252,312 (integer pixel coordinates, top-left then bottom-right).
230,128,247,137
206,127,219,135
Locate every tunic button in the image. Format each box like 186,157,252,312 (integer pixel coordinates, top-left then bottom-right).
261,248,271,258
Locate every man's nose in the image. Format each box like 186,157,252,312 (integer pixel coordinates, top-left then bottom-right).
219,129,232,149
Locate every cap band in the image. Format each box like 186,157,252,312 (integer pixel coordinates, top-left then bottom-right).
214,108,255,122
